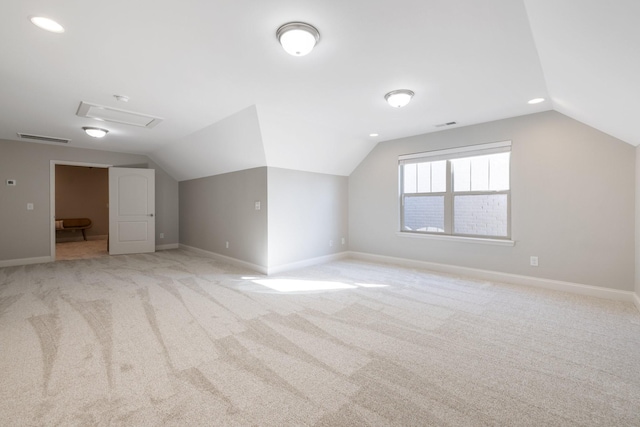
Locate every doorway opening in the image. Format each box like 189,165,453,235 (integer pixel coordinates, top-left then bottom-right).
50,161,111,261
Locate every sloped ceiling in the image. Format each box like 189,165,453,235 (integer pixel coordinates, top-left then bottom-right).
153,105,266,182
0,0,637,181
524,0,640,146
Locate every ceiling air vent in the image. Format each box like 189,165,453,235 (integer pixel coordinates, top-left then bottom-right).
17,133,70,144
435,121,457,128
76,101,163,128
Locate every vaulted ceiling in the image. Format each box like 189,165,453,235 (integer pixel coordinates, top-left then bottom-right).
1,1,638,181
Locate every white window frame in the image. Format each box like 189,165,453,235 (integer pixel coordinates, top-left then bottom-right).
399,141,512,241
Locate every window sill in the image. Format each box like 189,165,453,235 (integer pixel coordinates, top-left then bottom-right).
396,232,515,246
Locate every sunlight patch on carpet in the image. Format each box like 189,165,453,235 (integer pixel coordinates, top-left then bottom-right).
253,279,357,292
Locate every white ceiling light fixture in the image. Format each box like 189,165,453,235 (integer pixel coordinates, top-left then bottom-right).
528,97,545,104
83,127,108,138
29,16,65,33
276,22,320,56
385,89,415,108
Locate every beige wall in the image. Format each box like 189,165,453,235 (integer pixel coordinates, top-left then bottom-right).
349,111,635,291
0,139,179,261
55,165,108,239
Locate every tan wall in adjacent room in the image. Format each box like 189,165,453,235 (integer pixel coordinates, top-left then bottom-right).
55,165,108,241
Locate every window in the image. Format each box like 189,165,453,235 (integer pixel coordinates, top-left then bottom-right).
399,141,511,239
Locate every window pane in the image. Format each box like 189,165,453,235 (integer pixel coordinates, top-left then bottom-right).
454,194,508,237
403,164,417,193
453,153,510,192
470,156,489,191
416,162,431,193
431,161,446,193
403,196,444,233
452,158,470,192
489,152,510,191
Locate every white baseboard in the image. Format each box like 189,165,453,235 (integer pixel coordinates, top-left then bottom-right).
0,256,53,268
348,251,637,306
267,252,349,275
178,244,349,276
179,244,267,274
156,243,179,251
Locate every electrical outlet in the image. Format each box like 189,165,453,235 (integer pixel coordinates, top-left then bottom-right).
530,256,539,267
159,233,164,239
27,203,34,211
254,201,261,210
341,237,345,245
225,241,229,249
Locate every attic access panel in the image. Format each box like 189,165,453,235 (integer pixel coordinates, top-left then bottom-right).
76,101,163,128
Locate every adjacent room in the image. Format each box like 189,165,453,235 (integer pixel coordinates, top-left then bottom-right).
1,0,639,425
54,165,109,261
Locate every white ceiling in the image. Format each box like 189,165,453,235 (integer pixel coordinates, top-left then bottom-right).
1,0,638,181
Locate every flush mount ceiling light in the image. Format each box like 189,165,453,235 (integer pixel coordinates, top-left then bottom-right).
528,97,545,104
276,22,320,56
385,89,415,108
82,127,108,138
29,16,65,33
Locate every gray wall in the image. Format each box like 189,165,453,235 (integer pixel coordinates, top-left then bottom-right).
267,168,348,268
636,146,640,297
179,167,268,268
55,165,108,239
349,111,635,291
0,139,179,261
178,167,348,271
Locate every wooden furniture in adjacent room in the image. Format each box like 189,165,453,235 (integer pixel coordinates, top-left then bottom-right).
56,218,92,241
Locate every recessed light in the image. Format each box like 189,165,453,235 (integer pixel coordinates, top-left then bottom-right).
369,133,379,137
29,16,65,33
528,98,545,104
276,22,320,56
385,89,414,108
82,127,108,138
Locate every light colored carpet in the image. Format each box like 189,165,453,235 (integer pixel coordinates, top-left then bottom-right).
0,249,639,426
56,240,108,261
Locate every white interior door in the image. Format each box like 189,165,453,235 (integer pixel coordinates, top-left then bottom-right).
109,167,155,255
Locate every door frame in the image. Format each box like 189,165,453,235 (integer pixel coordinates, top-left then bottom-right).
49,160,112,260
